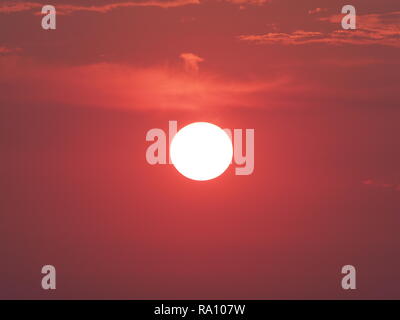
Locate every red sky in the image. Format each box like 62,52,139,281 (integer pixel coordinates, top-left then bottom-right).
1,0,399,299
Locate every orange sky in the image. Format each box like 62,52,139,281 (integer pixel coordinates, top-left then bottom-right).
1,0,400,299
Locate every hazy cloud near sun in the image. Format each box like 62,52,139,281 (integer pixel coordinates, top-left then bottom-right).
0,49,396,112
0,55,289,111
239,11,400,48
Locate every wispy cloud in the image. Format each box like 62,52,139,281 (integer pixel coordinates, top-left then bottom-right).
363,179,400,192
239,11,400,48
308,7,327,15
180,53,204,73
220,0,269,4
0,46,21,54
0,0,269,14
0,0,200,14
0,1,40,13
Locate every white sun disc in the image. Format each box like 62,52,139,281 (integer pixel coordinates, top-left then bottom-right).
170,122,233,181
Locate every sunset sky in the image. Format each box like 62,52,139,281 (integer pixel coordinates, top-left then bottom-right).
1,0,399,299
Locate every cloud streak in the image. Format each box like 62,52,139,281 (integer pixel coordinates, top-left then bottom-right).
363,179,400,192
239,11,400,48
308,8,327,15
0,46,21,54
0,0,200,14
219,0,268,4
0,0,269,14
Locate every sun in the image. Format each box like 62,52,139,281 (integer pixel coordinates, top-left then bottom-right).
170,122,233,181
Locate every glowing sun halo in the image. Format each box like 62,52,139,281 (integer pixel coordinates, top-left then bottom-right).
170,122,233,181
